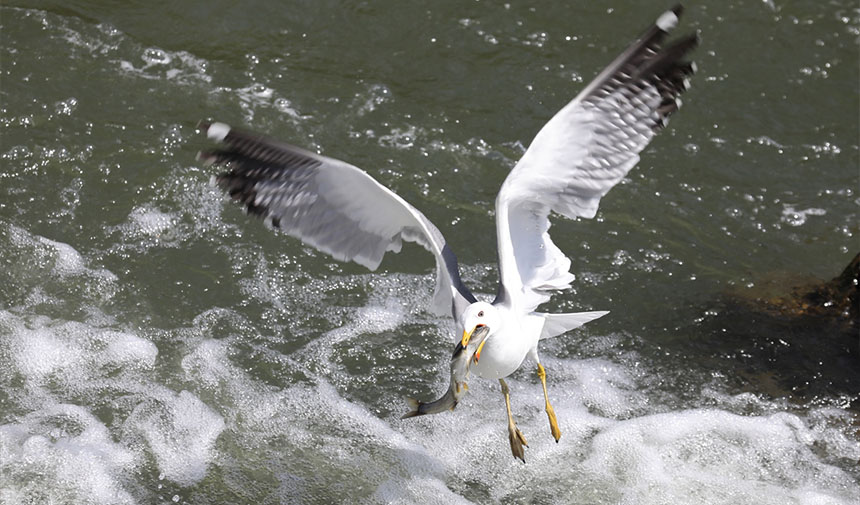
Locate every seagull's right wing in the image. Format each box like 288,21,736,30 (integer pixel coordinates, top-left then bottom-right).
197,121,477,318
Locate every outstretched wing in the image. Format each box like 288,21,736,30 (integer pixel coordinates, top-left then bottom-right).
494,5,698,312
197,121,477,318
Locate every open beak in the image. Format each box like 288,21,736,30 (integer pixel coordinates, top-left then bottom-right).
461,325,490,362
474,338,488,363
461,324,485,347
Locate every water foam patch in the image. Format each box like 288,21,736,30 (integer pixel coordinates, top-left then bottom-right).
115,204,179,246
781,204,827,227
11,322,86,381
583,409,860,504
4,315,157,394
1,222,120,308
0,404,138,505
108,169,234,255
124,390,225,486
164,275,480,503
119,46,211,84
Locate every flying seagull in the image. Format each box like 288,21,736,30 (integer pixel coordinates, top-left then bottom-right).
197,5,697,462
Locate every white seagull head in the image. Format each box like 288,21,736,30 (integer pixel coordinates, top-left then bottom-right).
460,301,501,359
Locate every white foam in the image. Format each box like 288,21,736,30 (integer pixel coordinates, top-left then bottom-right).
125,390,225,486
354,83,392,116
4,263,857,503
119,47,211,83
3,194,858,503
35,236,85,276
781,204,826,226
583,409,859,504
0,404,137,505
11,325,85,380
4,223,119,305
568,357,643,418
109,175,233,254
142,47,171,65
212,260,859,502
126,205,177,237
103,331,159,369
379,125,419,149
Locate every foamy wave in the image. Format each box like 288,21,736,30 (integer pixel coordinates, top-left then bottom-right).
118,48,211,84
1,222,119,308
124,390,225,486
0,404,138,505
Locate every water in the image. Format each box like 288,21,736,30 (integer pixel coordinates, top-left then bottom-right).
1,2,858,504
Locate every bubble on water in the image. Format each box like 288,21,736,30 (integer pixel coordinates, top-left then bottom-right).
11,322,85,381
274,97,303,118
379,125,419,149
804,141,841,156
119,45,210,84
354,83,392,116
53,97,78,116
142,47,172,65
569,357,643,418
108,171,235,254
523,31,549,47
780,205,826,227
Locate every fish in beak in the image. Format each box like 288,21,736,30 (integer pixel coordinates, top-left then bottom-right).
402,325,490,419
462,324,489,363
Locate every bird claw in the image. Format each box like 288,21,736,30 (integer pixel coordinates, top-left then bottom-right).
508,425,528,463
546,404,562,442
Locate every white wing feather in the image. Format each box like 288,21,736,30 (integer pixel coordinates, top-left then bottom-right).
495,6,697,312
198,122,477,318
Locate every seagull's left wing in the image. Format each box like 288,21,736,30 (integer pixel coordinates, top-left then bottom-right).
197,121,477,318
494,6,698,312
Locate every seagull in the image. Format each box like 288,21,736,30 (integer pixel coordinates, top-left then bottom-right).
197,5,697,462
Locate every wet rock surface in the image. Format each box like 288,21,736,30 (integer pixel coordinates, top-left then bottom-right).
701,253,860,408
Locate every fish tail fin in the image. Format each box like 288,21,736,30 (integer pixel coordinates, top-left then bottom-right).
401,398,422,419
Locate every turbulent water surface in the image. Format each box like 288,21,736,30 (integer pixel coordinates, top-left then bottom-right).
1,1,858,504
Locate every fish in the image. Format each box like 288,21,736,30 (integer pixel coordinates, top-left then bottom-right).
402,325,490,418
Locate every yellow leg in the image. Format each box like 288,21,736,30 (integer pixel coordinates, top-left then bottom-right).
537,363,561,442
499,378,528,462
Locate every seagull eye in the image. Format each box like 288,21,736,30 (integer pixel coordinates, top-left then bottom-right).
478,311,484,317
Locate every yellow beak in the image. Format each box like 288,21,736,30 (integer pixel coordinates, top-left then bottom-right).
474,338,487,363
461,325,489,363
460,328,473,348
461,325,483,347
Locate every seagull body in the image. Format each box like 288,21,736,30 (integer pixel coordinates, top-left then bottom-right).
198,5,698,462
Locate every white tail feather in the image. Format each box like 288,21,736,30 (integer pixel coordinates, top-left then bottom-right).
539,311,609,339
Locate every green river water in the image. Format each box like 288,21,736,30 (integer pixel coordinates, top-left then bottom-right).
1,2,858,504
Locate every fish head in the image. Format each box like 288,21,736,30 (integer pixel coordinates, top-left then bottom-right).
452,324,491,365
